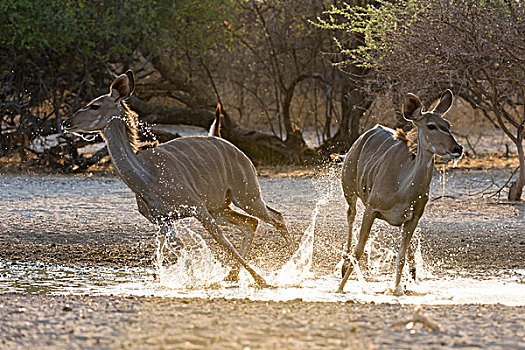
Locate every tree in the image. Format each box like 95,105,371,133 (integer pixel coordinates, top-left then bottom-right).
136,0,349,163
1,0,371,170
0,0,159,169
319,0,525,200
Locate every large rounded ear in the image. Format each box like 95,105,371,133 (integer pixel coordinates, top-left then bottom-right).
125,70,135,95
403,93,423,121
110,70,134,101
433,89,453,115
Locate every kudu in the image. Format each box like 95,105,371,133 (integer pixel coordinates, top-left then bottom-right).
62,70,292,287
337,90,463,295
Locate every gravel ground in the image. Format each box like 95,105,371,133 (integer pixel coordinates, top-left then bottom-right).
1,294,524,349
0,165,524,349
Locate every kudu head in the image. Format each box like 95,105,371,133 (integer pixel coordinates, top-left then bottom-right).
62,70,135,134
403,90,463,158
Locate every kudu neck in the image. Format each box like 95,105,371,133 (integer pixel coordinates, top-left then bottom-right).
409,127,435,191
101,115,149,192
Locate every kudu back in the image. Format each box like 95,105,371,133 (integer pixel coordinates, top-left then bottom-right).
337,90,462,294
62,71,292,287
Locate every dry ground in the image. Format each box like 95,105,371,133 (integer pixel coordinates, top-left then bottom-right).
1,294,524,350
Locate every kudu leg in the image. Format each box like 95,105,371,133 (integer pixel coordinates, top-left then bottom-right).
197,209,269,288
215,208,259,281
394,217,420,295
154,222,184,272
265,205,294,251
221,209,259,256
407,244,417,281
342,195,358,278
240,199,293,253
154,224,168,270
337,208,376,293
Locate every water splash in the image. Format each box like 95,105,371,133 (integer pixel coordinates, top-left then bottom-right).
440,164,447,199
154,219,229,289
148,172,446,302
411,231,434,280
72,132,97,142
1,261,524,305
269,205,319,287
153,174,336,290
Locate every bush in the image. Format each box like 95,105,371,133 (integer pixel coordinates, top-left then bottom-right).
0,0,159,168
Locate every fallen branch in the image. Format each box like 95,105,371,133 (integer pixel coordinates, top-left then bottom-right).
489,166,519,198
430,195,457,201
128,96,311,164
391,307,441,332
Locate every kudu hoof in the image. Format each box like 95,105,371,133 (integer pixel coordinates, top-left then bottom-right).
224,268,240,282
410,266,417,281
393,284,405,296
341,260,350,279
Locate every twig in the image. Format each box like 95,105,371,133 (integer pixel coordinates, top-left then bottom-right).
431,195,457,201
391,307,441,332
489,166,519,198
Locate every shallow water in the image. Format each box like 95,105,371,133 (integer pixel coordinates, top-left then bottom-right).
1,185,524,306
1,260,524,306
1,173,524,306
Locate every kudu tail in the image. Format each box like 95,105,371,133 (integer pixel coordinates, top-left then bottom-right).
208,103,222,138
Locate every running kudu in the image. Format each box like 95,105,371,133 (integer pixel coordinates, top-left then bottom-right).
62,71,292,287
337,90,463,295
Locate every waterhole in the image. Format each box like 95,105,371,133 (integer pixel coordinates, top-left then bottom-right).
1,260,523,305
1,174,523,306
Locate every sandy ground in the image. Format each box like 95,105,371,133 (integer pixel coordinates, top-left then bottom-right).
1,294,524,350
0,164,524,349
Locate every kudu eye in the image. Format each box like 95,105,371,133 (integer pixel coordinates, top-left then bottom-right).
427,124,436,130
90,104,100,110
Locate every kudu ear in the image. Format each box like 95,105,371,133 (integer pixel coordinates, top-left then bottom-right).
110,70,135,101
403,93,423,121
433,89,453,115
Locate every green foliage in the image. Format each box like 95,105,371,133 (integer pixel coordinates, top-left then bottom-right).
0,0,161,111
313,0,422,68
0,0,242,168
0,0,161,167
316,0,522,72
155,0,239,60
1,0,159,61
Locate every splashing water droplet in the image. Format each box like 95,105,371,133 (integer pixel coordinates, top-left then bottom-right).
155,219,229,289
270,205,319,287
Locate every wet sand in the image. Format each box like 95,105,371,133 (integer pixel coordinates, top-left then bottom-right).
0,166,524,349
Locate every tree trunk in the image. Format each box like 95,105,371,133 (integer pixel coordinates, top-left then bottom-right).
141,44,212,108
317,75,371,156
508,135,524,201
281,78,312,163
